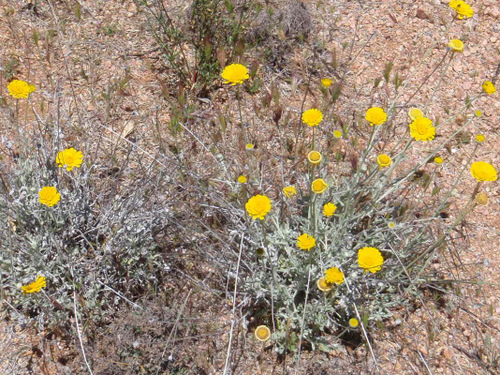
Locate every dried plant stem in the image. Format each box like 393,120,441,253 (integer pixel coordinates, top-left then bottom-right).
223,233,245,375
343,275,380,374
295,267,312,373
73,291,94,375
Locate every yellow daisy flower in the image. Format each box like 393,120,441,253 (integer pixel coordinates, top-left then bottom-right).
38,186,61,207
245,194,272,220
21,275,46,294
409,117,435,141
323,202,337,217
283,185,297,198
56,148,84,171
297,233,316,251
348,318,359,328
470,162,497,182
7,79,36,99
325,267,344,285
358,247,384,273
321,78,332,88
237,175,247,184
302,109,323,127
482,81,496,95
221,64,249,85
365,107,387,126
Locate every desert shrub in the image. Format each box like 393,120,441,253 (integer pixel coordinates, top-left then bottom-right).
139,0,261,90
0,109,174,331
174,4,497,355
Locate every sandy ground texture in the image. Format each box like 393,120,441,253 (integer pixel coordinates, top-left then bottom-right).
0,0,499,374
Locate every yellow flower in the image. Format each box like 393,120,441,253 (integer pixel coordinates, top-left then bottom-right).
475,134,485,143
333,130,342,138
325,267,344,285
245,143,255,150
475,192,488,206
358,247,384,273
245,194,272,220
408,108,424,121
317,277,333,292
321,78,332,88
38,186,61,207
237,175,247,184
311,178,328,194
409,117,435,141
377,154,392,168
482,81,496,95
434,156,444,164
470,162,497,182
21,275,46,294
449,1,474,19
307,151,322,165
323,202,337,217
388,222,396,229
447,39,464,53
348,318,359,328
283,185,297,198
7,79,36,99
365,107,387,126
56,148,84,171
297,233,316,251
475,110,482,117
221,64,249,85
254,325,271,341
302,108,323,127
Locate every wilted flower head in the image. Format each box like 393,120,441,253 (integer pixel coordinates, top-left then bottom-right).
302,108,323,127
408,108,424,121
245,194,272,220
482,81,496,95
254,325,271,341
56,148,84,171
317,277,333,292
311,178,328,194
7,79,36,99
358,247,384,273
447,39,464,53
377,154,392,168
221,64,249,85
470,162,497,182
307,151,322,165
475,192,488,206
297,233,316,251
324,267,344,285
283,185,297,198
38,186,61,207
21,275,46,294
365,107,387,126
409,117,435,141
